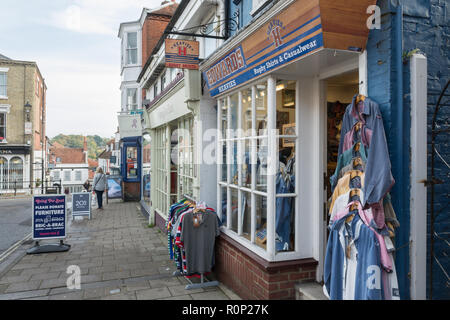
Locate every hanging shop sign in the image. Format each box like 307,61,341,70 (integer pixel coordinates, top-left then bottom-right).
118,114,142,139
203,0,375,97
165,39,199,70
32,195,66,240
71,192,91,219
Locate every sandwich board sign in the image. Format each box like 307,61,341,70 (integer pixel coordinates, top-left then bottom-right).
28,194,71,254
32,194,67,240
72,192,91,220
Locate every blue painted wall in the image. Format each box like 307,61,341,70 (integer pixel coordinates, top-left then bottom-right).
227,0,255,37
367,0,449,299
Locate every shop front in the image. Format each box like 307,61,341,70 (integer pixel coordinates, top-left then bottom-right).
200,0,395,300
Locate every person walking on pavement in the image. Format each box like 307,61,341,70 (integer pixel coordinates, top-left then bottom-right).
93,167,107,210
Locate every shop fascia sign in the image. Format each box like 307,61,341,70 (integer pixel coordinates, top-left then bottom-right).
165,39,199,70
118,114,142,139
203,0,376,97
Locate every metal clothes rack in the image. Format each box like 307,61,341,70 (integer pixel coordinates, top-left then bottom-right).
171,194,220,290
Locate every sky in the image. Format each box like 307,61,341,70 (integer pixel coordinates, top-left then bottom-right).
0,0,165,139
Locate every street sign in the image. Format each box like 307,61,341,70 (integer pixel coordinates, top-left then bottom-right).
32,194,67,240
72,192,91,220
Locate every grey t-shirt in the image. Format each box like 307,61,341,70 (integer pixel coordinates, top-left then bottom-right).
180,210,220,274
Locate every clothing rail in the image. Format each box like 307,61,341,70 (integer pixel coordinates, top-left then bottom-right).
173,194,220,290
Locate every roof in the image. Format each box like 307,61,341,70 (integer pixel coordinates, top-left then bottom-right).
50,146,86,164
97,149,112,159
88,158,98,168
51,141,64,148
0,53,11,60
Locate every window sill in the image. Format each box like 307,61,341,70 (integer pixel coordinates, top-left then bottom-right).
0,96,8,100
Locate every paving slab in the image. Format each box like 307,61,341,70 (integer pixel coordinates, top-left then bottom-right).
0,201,238,300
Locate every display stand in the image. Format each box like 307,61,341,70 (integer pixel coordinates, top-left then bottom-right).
170,194,220,290
173,270,219,290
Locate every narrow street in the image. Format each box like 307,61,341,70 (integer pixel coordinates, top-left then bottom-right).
0,198,33,256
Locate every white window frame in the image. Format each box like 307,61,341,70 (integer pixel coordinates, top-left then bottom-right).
217,76,300,262
0,69,8,99
250,0,270,16
126,87,138,111
126,31,138,66
0,112,7,143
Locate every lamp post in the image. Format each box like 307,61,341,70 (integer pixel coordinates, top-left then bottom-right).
24,101,32,193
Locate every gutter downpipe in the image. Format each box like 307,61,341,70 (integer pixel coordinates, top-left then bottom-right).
394,1,408,299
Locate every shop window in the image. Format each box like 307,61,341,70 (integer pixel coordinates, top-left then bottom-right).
153,126,170,216
126,146,138,179
0,157,7,189
0,113,6,142
218,78,297,258
9,157,23,188
126,32,138,65
177,115,195,198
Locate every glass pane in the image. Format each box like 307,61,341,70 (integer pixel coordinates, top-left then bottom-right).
241,138,251,188
241,191,251,238
221,141,227,182
256,137,268,192
126,146,138,179
255,82,268,136
276,80,296,170
230,188,238,233
229,93,239,138
219,186,227,224
241,88,252,137
230,141,238,186
127,32,137,48
254,194,267,251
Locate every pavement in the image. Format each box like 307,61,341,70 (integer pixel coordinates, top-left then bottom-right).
0,199,240,300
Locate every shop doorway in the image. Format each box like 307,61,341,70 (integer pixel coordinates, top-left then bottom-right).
322,69,359,268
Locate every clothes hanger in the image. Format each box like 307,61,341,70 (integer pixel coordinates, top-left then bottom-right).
356,94,366,104
353,157,363,167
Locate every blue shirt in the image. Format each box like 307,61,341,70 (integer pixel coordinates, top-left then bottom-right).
338,95,394,206
324,214,384,300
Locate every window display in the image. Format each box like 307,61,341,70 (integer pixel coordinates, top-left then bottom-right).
218,78,297,253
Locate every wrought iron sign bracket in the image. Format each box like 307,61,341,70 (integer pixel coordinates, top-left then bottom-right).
164,10,239,41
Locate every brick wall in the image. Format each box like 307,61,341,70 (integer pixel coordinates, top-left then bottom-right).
214,233,317,300
142,15,172,67
400,0,450,300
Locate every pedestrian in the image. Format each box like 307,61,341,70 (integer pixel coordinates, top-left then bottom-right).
92,167,107,210
83,179,91,192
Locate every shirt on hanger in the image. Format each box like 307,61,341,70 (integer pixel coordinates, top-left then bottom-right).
338,95,395,206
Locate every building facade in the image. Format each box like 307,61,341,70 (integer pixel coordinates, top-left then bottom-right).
131,0,449,300
48,138,89,194
0,54,47,194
